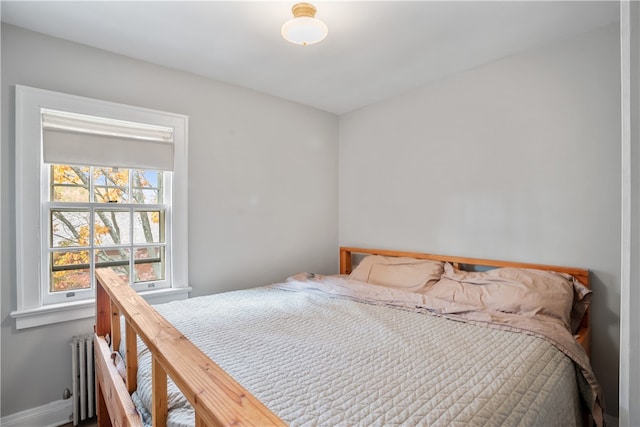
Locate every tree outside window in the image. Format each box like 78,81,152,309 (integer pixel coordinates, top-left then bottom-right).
49,164,165,293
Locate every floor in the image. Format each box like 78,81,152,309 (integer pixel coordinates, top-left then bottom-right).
60,417,97,427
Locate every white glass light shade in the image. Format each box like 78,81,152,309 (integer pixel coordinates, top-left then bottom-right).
281,17,328,46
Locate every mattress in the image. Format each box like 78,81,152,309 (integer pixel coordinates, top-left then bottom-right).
130,283,584,427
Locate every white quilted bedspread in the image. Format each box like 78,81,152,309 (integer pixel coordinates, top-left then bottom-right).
132,286,582,427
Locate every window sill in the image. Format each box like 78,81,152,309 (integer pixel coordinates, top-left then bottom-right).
10,287,191,330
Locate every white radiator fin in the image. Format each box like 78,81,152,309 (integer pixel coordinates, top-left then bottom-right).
70,334,95,425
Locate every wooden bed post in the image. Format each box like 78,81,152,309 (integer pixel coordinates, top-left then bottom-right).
340,248,352,275
96,272,111,337
95,271,112,426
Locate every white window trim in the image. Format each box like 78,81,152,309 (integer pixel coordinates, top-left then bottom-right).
11,85,190,329
11,288,191,330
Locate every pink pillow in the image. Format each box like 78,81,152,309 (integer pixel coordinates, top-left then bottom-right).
349,255,444,293
428,263,579,330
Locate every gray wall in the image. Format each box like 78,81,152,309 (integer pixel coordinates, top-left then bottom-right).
339,24,621,415
0,24,339,416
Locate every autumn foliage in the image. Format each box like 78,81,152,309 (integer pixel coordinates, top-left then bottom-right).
50,164,164,292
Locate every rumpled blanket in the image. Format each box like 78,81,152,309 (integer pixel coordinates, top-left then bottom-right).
275,273,604,426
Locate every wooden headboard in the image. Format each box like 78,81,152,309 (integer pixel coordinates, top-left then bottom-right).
339,246,591,355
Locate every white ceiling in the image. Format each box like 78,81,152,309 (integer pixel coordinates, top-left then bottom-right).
1,1,619,114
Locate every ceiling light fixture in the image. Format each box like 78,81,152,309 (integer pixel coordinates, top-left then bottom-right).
281,2,328,46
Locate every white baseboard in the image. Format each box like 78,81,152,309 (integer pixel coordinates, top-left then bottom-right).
1,399,72,427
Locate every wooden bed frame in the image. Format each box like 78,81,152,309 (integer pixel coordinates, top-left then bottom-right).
94,246,591,426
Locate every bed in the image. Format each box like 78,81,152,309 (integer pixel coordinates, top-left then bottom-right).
94,246,604,427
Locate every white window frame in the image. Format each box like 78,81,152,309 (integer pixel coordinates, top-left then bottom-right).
11,85,190,329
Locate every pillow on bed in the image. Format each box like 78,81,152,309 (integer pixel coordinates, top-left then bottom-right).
570,281,592,334
348,255,444,293
427,263,578,331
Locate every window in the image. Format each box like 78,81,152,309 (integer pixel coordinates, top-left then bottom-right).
12,86,189,329
45,165,168,305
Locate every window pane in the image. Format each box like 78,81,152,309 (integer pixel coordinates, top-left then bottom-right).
134,246,164,282
94,210,130,245
134,189,162,205
94,167,129,203
50,165,90,202
52,165,90,185
131,170,162,204
134,210,163,244
51,250,90,292
95,248,130,283
52,186,90,203
94,186,129,203
51,209,91,247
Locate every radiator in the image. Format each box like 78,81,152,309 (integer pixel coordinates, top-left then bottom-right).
70,334,95,425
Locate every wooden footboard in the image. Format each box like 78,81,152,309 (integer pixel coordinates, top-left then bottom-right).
94,268,285,427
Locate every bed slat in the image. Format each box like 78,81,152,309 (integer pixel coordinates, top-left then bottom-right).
125,322,138,393
111,302,121,357
152,357,168,427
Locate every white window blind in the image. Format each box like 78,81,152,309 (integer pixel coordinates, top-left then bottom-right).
42,109,175,171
